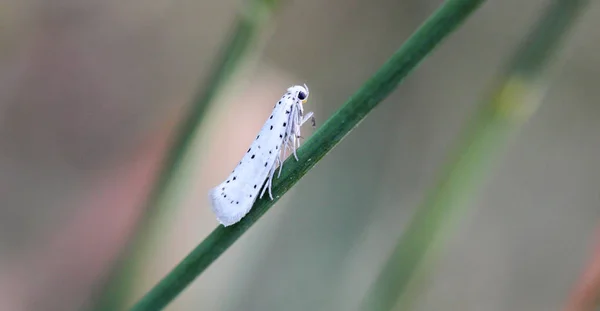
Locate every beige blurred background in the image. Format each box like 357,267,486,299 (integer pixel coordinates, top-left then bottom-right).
0,0,599,310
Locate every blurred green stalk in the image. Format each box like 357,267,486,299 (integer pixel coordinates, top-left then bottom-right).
359,1,591,311
128,1,486,310
92,0,283,310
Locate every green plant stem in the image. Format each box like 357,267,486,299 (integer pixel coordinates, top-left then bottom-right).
360,1,590,311
128,1,486,310
92,1,282,310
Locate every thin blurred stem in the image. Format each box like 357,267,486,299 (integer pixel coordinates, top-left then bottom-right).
128,1,486,310
91,0,283,310
359,1,590,311
563,223,600,311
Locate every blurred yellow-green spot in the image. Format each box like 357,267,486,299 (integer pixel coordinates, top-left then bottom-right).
493,76,543,122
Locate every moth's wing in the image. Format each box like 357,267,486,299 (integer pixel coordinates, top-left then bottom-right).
208,96,292,226
209,183,259,226
208,124,285,226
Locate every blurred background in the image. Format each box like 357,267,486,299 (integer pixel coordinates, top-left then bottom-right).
0,0,599,310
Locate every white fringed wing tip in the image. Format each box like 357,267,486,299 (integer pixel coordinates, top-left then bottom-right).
208,187,252,227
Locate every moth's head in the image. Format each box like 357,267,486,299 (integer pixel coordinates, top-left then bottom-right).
288,84,309,104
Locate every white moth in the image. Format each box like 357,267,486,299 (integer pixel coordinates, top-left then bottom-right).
208,84,315,226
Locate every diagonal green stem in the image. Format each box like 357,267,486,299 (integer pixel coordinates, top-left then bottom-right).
359,1,590,311
92,1,283,310
128,0,487,310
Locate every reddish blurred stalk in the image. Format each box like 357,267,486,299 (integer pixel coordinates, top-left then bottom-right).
563,223,600,311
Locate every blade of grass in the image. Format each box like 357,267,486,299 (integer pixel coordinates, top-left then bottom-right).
91,0,284,310
359,1,591,311
128,0,487,310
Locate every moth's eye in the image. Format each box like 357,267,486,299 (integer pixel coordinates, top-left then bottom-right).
298,91,307,100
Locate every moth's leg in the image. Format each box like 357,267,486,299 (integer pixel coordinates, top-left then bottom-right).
292,110,304,140
268,177,274,200
286,132,299,161
295,133,301,148
300,111,314,127
259,177,268,199
294,111,315,142
259,175,269,199
282,139,290,164
261,161,278,200
292,136,299,161
268,157,283,198
277,151,285,178
277,162,284,178
292,106,302,136
265,176,274,200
